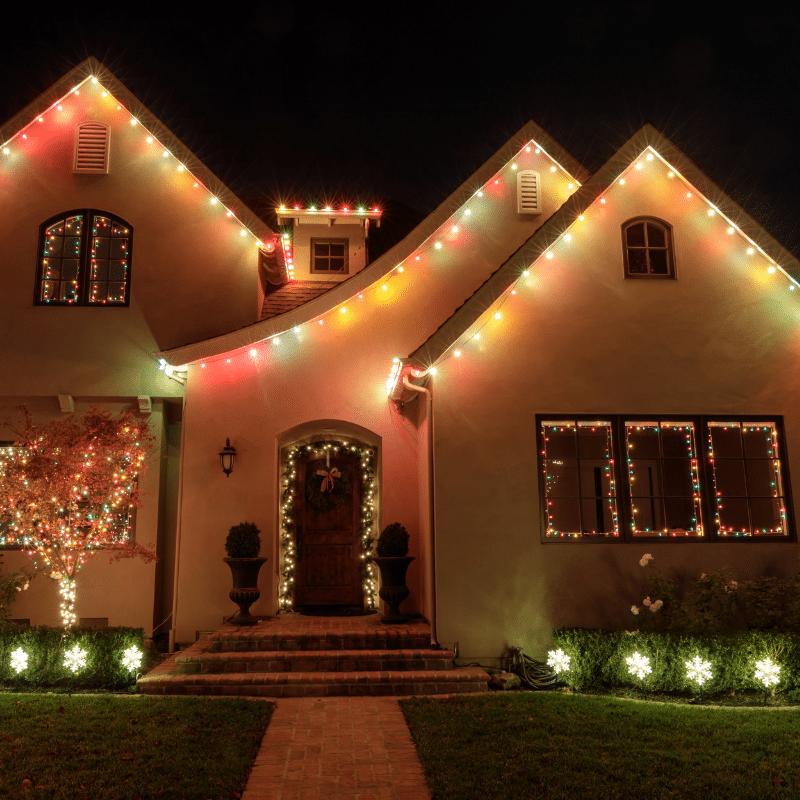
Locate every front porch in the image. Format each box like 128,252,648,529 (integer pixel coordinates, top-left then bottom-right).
139,613,489,697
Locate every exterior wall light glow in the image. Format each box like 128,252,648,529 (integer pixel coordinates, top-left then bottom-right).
219,438,237,477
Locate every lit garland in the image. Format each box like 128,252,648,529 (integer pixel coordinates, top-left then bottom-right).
278,440,377,610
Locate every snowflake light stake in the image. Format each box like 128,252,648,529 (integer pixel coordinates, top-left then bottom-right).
755,658,780,688
547,648,571,675
685,656,712,688
10,647,28,674
122,645,142,672
64,644,87,673
626,651,651,682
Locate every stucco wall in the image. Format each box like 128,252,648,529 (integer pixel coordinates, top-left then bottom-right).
171,145,571,642
431,165,800,661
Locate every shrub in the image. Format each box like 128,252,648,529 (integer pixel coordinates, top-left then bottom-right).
551,627,800,694
376,522,409,557
225,522,261,558
0,625,146,690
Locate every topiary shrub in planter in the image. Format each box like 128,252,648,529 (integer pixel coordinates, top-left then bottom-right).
223,522,267,626
374,523,413,624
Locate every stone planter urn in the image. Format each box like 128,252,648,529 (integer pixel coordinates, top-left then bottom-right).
373,556,414,624
224,557,268,625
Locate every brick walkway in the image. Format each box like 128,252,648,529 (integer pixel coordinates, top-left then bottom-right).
242,695,431,800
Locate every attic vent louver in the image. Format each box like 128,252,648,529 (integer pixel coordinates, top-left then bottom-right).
517,169,541,214
74,122,109,174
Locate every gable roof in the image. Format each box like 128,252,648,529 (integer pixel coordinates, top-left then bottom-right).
159,118,589,365
0,57,274,247
408,123,800,370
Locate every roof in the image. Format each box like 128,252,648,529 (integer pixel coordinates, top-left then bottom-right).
0,57,274,248
261,281,339,320
407,123,800,370
159,118,589,365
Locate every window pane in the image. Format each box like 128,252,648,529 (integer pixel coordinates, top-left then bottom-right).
329,258,345,271
109,261,128,281
717,498,750,535
750,498,785,535
626,425,660,458
627,249,648,273
314,243,330,256
42,259,60,279
60,281,79,301
41,281,56,300
65,215,83,236
330,243,345,257
93,216,112,234
110,239,128,259
544,460,579,497
542,425,576,458
626,223,645,247
579,460,614,498
61,259,80,281
314,257,328,271
661,424,693,457
663,459,693,496
743,424,777,458
64,236,82,257
92,237,110,258
547,498,582,537
746,459,780,497
713,460,748,496
108,283,126,302
44,235,63,257
577,424,612,458
111,223,128,237
89,282,107,302
628,460,661,497
632,497,665,535
45,219,65,237
580,498,617,535
646,223,666,248
91,259,108,281
664,497,700,533
709,424,742,457
648,249,669,274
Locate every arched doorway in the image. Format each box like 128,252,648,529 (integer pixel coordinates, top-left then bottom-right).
277,429,379,612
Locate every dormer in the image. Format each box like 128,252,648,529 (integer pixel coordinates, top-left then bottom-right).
275,206,382,283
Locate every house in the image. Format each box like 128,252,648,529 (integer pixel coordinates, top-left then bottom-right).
3,59,799,664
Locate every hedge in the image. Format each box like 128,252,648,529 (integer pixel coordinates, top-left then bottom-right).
0,624,146,690
551,628,800,693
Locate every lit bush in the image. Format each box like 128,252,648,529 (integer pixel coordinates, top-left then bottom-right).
0,625,146,690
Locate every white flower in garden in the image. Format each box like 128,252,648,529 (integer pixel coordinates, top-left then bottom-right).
64,645,87,674
547,648,570,674
685,656,712,687
650,599,663,613
643,597,652,607
626,651,651,681
122,645,143,672
755,657,780,688
10,647,28,674
631,605,639,615
639,554,653,567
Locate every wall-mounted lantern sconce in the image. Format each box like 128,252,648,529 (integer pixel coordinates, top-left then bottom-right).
219,438,237,477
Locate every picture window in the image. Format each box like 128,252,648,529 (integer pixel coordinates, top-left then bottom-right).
622,217,674,278
311,239,348,274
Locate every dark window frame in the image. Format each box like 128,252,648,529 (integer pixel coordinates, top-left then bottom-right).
310,238,349,275
35,209,133,306
537,414,796,543
622,216,675,279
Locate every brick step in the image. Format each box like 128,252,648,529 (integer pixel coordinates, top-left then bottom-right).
138,665,489,697
210,626,431,653
175,648,455,674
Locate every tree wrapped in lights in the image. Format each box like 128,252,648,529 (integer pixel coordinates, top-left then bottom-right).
0,407,155,628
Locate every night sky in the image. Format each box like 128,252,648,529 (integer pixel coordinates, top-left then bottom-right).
2,3,798,253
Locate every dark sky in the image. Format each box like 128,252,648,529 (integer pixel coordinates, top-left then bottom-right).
2,3,798,253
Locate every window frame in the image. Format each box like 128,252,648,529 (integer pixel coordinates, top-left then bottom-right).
310,238,349,275
537,414,796,543
34,209,133,307
621,216,675,279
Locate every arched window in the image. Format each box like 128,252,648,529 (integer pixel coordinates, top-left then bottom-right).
36,210,132,305
622,217,674,278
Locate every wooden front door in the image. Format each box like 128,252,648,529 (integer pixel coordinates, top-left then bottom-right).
294,449,363,606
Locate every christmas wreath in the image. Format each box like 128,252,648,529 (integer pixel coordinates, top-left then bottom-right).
305,467,352,513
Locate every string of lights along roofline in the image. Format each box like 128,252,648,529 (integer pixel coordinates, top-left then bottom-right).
188,139,581,371
385,145,800,395
0,75,276,251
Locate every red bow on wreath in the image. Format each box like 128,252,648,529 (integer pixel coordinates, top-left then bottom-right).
316,467,340,493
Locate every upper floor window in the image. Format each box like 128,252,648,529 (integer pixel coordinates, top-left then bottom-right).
36,210,132,306
311,239,348,274
622,217,674,278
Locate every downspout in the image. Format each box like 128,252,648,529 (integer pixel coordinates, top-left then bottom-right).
168,392,189,654
402,376,438,647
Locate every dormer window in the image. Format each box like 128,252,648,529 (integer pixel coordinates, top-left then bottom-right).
311,239,348,274
36,210,132,305
622,217,674,278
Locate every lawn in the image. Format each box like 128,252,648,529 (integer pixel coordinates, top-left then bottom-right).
0,694,273,799
401,692,800,800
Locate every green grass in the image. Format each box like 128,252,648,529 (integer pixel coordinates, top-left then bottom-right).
0,694,274,799
401,692,800,800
